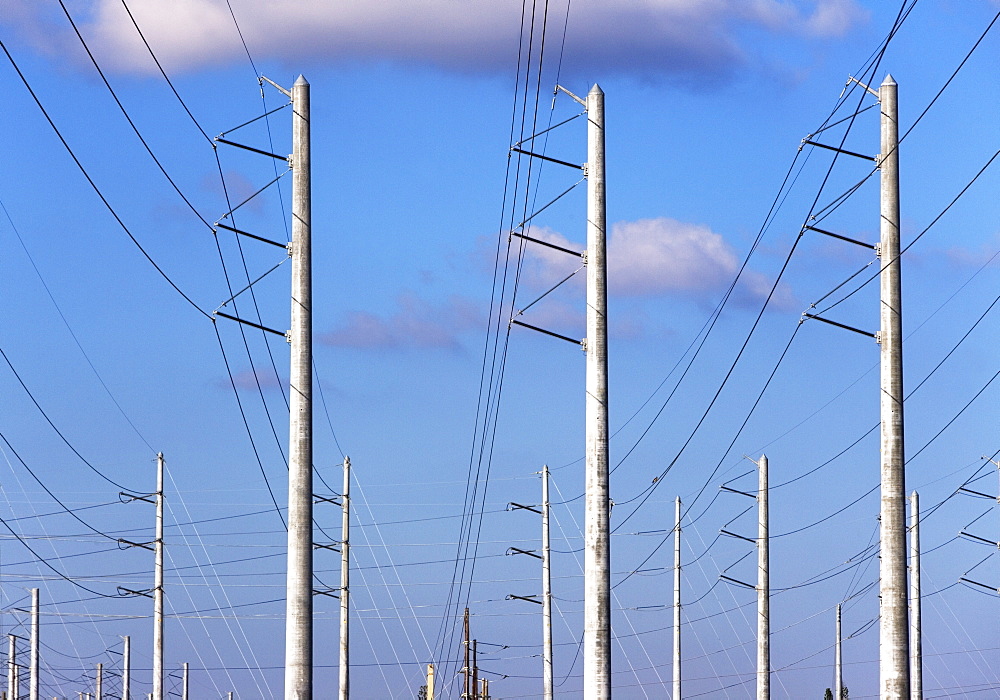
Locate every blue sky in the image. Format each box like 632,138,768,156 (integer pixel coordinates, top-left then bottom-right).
2,0,1000,697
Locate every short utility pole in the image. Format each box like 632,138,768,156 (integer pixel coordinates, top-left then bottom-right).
673,497,681,700
285,73,314,700
909,491,922,700
583,81,610,700
182,662,189,700
8,634,17,700
505,466,553,700
757,455,769,700
122,636,130,700
878,73,910,700
96,663,102,700
30,587,38,700
154,453,164,700
339,456,351,700
835,604,843,700
462,608,471,699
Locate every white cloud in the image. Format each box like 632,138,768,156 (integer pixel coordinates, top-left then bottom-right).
514,217,796,308
5,0,867,80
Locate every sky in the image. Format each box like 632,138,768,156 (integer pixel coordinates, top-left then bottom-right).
1,0,1000,697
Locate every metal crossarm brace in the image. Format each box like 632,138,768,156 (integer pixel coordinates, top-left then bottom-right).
719,529,756,544
313,589,340,599
511,231,583,258
719,575,755,590
215,223,287,249
214,137,287,161
507,547,542,560
506,594,543,605
509,319,582,346
960,577,999,593
510,147,584,171
805,225,875,250
803,313,876,339
118,587,153,599
958,487,997,500
119,538,154,552
508,502,542,514
959,531,999,547
214,311,287,338
720,485,756,498
801,139,875,162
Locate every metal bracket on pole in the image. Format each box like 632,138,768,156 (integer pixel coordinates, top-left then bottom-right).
719,529,756,544
801,139,876,162
847,75,880,99
508,502,542,515
960,577,999,594
313,588,340,599
214,310,288,338
120,491,155,505
510,147,585,172
506,547,542,560
117,587,153,599
719,574,755,590
214,137,288,161
118,538,154,552
509,319,583,347
720,485,756,499
510,231,583,258
313,542,341,553
260,75,291,98
214,222,287,249
958,487,997,500
802,313,877,340
506,594,543,605
804,225,875,250
959,531,999,547
554,84,587,107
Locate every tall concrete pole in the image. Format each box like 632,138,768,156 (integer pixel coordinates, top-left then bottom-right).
8,634,16,700
153,453,164,700
30,588,38,700
541,464,553,700
463,608,470,699
426,664,435,700
182,662,189,700
909,491,922,700
285,74,313,700
339,456,350,700
96,663,102,700
673,497,681,700
757,455,769,700
122,636,130,700
584,82,610,700
835,605,843,699
879,73,910,700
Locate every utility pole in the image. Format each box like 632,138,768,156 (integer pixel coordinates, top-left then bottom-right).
339,457,350,700
182,662,189,700
285,73,313,700
909,491,922,700
154,453,164,700
878,73,910,700
673,496,681,700
584,81,610,700
757,455,769,700
462,608,470,699
96,663,102,700
541,465,553,700
30,587,38,700
425,663,435,700
472,639,479,700
8,634,16,700
835,604,843,700
123,636,130,700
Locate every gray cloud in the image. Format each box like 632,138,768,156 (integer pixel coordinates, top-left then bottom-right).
5,0,867,82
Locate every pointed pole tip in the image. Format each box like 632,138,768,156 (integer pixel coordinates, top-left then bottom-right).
590,83,603,95
882,73,897,86
295,74,309,86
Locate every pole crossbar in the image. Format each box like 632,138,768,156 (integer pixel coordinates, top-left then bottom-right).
510,231,583,257
506,594,543,605
801,139,875,162
215,222,287,249
719,574,755,590
720,529,756,544
510,147,583,171
214,137,287,161
960,577,999,593
958,487,996,500
118,538,154,552
959,531,998,547
509,319,581,346
803,312,876,339
508,502,542,514
805,225,875,249
214,311,287,338
117,587,153,599
720,485,756,498
507,547,542,560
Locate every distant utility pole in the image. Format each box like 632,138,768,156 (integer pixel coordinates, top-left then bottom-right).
541,465,553,700
182,662,189,700
154,453,164,700
285,73,314,700
583,82,610,700
757,455,769,700
909,491,922,700
673,497,681,700
8,634,17,700
30,588,38,700
835,604,843,700
425,663,435,700
462,608,471,700
339,456,351,700
96,662,102,700
878,73,910,700
122,636,130,700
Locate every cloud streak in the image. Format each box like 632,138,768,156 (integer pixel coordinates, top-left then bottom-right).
6,0,866,81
